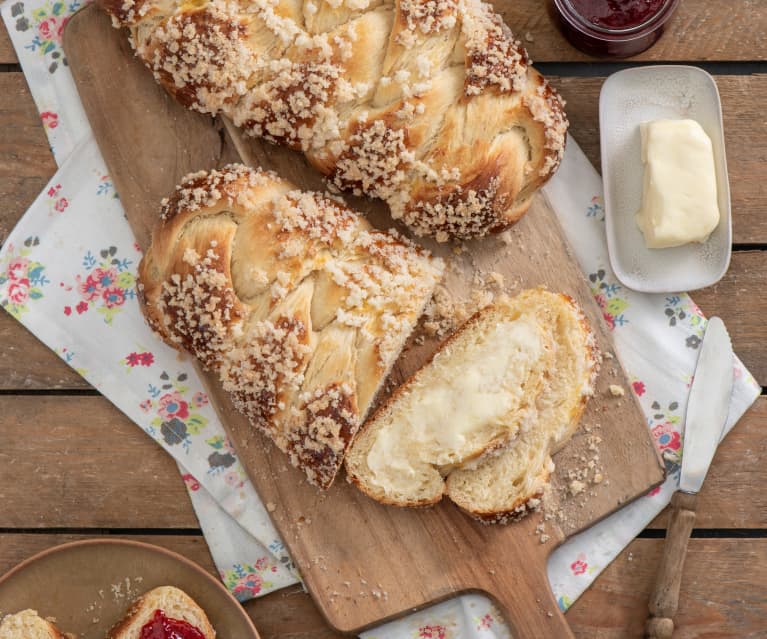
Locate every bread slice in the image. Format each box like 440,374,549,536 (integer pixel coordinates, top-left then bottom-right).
345,290,561,507
107,586,215,639
446,293,600,523
0,610,69,639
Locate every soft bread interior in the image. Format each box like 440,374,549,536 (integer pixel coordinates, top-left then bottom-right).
446,293,600,521
346,288,600,520
447,428,555,522
345,291,561,507
0,610,66,639
107,586,215,639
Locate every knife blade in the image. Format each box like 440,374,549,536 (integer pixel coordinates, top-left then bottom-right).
645,316,734,639
679,316,734,495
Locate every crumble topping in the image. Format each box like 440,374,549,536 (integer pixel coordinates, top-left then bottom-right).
140,165,444,488
463,2,527,96
403,177,508,241
143,1,251,113
107,0,568,241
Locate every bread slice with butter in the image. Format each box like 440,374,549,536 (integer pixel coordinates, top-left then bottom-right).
346,289,600,520
446,293,600,523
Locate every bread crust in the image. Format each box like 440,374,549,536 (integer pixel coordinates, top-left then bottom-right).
107,586,215,639
0,610,70,639
98,0,568,241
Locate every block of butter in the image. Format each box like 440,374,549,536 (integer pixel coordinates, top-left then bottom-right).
635,119,721,249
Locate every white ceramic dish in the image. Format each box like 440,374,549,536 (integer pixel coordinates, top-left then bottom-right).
599,65,731,293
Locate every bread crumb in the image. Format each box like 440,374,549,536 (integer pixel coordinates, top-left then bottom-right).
569,479,586,496
266,501,277,512
609,384,625,397
487,271,505,288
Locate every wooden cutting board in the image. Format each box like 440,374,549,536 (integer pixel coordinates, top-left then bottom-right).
64,6,665,637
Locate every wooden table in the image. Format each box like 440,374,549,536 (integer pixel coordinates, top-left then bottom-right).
1,2,765,636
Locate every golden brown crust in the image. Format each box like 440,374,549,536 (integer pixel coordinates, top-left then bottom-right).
106,586,215,639
138,165,443,488
0,609,72,639
456,478,549,525
98,0,567,241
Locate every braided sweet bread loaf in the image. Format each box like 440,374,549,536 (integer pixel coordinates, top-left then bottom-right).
138,165,443,488
99,0,568,241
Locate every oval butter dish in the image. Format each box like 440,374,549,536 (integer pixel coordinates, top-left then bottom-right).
599,66,731,293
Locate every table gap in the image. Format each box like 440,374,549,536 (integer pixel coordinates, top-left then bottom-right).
0,388,99,396
0,526,204,536
538,61,767,77
638,528,767,539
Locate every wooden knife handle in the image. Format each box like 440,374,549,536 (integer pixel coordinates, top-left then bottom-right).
645,491,698,638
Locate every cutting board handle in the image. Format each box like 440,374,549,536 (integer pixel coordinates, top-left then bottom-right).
488,563,575,639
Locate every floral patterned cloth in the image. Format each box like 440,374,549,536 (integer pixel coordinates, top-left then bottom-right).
1,0,761,636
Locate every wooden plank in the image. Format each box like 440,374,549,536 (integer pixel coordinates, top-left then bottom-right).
0,534,211,580
567,539,767,639
0,72,91,389
0,313,91,389
0,73,56,244
4,249,753,395
4,73,767,250
693,251,767,387
2,395,763,530
64,8,665,636
502,0,767,62
1,534,765,638
569,538,767,638
0,23,16,65
0,74,54,185
0,396,197,529
648,396,766,529
549,74,767,246
5,0,767,65
259,539,767,639
3,73,765,392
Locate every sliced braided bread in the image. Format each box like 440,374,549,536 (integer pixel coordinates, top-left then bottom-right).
98,0,567,241
345,289,600,519
138,164,443,488
346,289,562,506
446,292,600,523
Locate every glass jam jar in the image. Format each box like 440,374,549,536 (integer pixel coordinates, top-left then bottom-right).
550,0,681,58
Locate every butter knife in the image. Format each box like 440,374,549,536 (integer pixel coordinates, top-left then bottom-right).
644,317,734,638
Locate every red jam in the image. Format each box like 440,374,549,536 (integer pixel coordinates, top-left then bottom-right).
139,610,206,639
550,0,679,58
567,0,668,30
